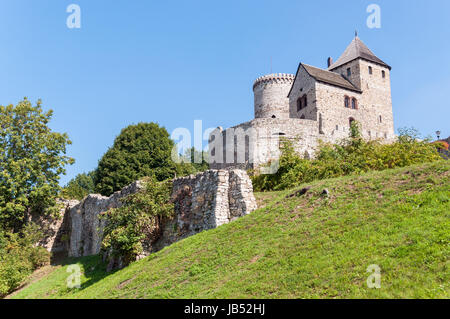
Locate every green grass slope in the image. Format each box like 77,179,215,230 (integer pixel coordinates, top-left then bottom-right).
12,161,450,299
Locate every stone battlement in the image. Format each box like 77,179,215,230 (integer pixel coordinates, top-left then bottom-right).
253,73,295,89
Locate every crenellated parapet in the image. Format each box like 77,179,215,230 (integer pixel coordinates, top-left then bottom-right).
253,73,295,119
252,73,295,90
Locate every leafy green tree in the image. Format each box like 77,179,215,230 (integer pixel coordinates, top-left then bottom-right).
0,98,74,231
95,123,179,196
61,171,96,200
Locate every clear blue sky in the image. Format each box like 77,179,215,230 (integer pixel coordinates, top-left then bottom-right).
1,0,449,185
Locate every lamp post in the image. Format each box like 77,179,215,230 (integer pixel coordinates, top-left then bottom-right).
436,131,441,140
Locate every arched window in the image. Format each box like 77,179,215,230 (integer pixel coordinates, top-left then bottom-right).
351,98,358,109
272,115,276,119
349,117,355,127
344,96,350,108
382,70,386,78
300,114,306,119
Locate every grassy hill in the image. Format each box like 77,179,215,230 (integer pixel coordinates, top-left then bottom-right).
10,161,450,299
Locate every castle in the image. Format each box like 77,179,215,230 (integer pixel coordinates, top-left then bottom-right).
209,36,395,170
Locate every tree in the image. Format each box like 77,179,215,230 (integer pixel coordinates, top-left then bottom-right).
94,123,179,196
0,98,74,231
61,171,96,200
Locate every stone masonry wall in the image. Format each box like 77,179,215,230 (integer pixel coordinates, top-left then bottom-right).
41,170,257,259
153,169,257,251
68,181,144,257
253,74,294,120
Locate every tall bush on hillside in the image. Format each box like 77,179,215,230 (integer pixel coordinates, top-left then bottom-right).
0,98,74,231
252,123,441,191
100,177,174,269
94,123,193,196
61,171,96,200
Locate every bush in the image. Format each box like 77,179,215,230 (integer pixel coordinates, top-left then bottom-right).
100,177,174,268
94,123,203,197
61,171,96,200
0,224,50,297
252,124,442,192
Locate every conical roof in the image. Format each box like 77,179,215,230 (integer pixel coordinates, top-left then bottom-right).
328,37,391,70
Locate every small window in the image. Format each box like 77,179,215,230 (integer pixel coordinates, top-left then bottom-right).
369,66,373,75
347,68,351,76
300,114,306,119
272,115,276,119
297,97,302,112
379,115,382,123
297,95,307,111
351,98,357,110
344,96,350,108
349,117,355,127
336,125,339,131
382,70,386,78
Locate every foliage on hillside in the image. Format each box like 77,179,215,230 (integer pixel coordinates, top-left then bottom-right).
61,172,96,200
100,177,174,267
0,224,50,297
11,161,450,299
94,123,176,196
0,98,74,231
252,124,442,192
86,123,205,197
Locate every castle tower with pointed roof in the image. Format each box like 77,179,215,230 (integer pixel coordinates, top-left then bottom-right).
209,36,395,170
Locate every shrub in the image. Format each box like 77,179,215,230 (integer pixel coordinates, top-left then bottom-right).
252,124,442,192
94,123,203,197
100,177,174,268
0,224,50,297
61,172,96,200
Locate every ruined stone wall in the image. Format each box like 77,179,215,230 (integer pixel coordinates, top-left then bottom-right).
47,170,257,259
68,181,144,257
154,169,257,251
30,199,79,255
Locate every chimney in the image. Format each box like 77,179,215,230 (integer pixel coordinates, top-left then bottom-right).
327,57,333,68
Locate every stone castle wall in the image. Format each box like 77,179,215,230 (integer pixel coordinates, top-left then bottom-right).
209,118,321,170
326,59,395,140
38,170,257,260
154,169,257,251
253,74,294,119
210,57,395,171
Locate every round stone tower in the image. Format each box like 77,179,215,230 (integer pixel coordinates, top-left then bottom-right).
253,73,295,119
